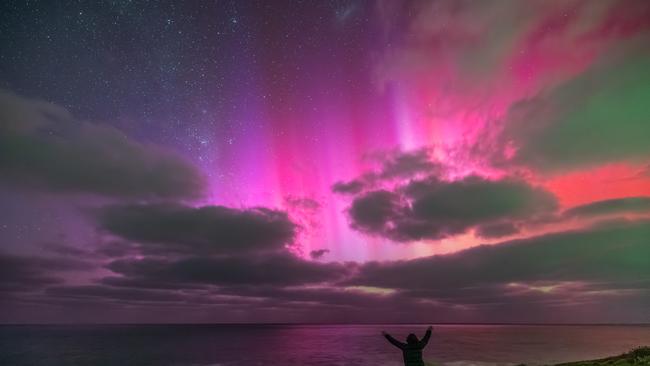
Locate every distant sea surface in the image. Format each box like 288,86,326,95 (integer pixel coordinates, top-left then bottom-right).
1,324,649,366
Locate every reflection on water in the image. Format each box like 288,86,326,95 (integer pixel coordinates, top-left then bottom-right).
1,324,649,366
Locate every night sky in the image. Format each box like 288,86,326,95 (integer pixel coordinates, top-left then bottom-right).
1,0,650,324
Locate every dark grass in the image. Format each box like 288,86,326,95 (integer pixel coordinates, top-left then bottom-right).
551,346,650,366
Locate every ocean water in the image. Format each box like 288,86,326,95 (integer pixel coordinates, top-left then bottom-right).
1,324,649,366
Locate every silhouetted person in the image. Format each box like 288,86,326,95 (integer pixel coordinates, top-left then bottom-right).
382,326,432,366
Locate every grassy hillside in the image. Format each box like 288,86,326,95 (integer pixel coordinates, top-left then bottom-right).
552,347,650,366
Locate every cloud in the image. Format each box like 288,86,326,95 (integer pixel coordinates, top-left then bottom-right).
310,249,330,259
332,179,365,195
94,240,140,258
97,276,203,290
373,1,650,178
0,90,205,199
215,284,395,309
348,189,402,233
378,149,439,179
405,176,556,221
564,197,650,218
502,47,650,172
32,281,411,323
475,222,520,239
350,219,650,292
6,219,649,323
332,148,444,194
106,251,351,287
0,253,93,292
90,215,646,322
45,285,189,303
347,175,556,242
332,149,441,196
96,203,297,255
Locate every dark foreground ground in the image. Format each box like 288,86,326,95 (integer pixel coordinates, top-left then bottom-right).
547,347,650,366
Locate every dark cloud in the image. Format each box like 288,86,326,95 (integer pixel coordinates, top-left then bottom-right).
216,284,394,309
6,219,649,323
41,285,265,308
310,249,330,259
348,175,556,242
349,189,403,233
0,253,93,292
332,179,365,195
350,219,650,292
97,203,296,255
475,222,520,239
94,240,140,258
98,276,204,290
378,149,439,179
27,282,413,323
502,47,650,172
332,149,440,195
106,251,350,287
564,197,650,218
405,176,556,221
45,285,189,303
394,280,650,323
0,91,205,199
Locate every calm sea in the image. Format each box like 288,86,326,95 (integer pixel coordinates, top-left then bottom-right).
1,324,649,366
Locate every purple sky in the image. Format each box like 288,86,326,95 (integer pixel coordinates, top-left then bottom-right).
1,0,650,323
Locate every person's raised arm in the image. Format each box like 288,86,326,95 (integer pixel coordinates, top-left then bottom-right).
419,326,433,347
382,331,406,349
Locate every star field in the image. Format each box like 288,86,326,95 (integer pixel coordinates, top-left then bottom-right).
1,0,650,324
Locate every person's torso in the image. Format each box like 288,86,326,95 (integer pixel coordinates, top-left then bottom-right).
402,347,424,366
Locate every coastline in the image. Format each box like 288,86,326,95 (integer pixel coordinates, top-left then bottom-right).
543,347,649,366
435,347,650,366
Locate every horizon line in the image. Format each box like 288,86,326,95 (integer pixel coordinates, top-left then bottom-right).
2,322,650,326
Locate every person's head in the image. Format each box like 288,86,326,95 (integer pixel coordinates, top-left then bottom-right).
406,333,419,344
